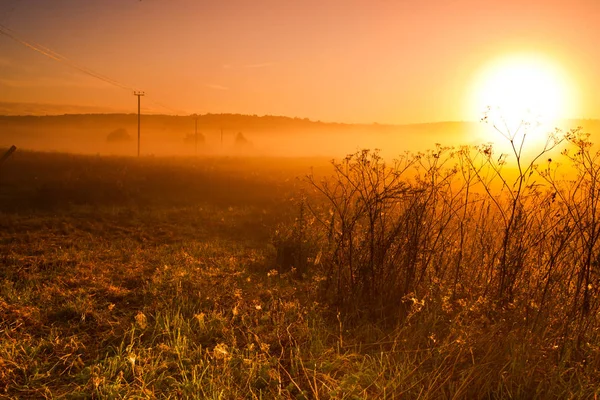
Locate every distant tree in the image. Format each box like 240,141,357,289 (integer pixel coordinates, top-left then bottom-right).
106,128,131,143
184,132,205,145
234,132,251,147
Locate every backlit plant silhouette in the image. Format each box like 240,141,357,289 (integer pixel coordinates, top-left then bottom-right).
305,115,599,359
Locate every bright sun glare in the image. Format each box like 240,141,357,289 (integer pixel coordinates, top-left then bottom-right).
469,54,576,133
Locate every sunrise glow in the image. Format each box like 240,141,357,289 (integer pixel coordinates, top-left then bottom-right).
469,54,577,128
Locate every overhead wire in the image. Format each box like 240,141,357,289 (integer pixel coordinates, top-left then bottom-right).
0,23,189,115
146,97,187,115
0,23,135,91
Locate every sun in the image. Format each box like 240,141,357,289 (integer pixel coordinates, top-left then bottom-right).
468,54,577,137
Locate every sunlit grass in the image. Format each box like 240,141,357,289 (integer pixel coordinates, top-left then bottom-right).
0,149,599,398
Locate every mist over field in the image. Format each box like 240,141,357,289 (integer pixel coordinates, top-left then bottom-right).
2,111,599,159
0,113,470,158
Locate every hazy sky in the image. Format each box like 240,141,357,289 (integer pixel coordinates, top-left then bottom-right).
0,0,598,123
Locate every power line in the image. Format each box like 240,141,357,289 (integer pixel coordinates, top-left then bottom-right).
0,23,188,115
145,96,187,115
0,23,135,91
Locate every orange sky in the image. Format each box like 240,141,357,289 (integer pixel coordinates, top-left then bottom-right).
0,0,598,123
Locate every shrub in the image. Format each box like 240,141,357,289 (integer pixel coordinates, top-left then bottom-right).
304,124,600,354
184,132,205,145
106,128,131,143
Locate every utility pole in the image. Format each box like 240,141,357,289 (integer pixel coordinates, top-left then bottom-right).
134,91,145,157
193,114,199,155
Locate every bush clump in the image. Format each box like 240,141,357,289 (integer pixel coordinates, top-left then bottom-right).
106,128,131,143
303,123,600,357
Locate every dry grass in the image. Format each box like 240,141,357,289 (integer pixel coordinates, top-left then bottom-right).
0,148,598,398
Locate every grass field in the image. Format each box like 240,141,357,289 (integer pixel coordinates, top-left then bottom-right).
1,148,599,399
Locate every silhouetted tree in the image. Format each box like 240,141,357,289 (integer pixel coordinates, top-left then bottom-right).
184,132,205,145
234,132,251,148
106,128,131,143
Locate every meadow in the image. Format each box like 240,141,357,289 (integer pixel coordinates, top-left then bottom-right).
1,130,600,398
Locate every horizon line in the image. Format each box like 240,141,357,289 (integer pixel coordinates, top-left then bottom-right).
0,111,596,127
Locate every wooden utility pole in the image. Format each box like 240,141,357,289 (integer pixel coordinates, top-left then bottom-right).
134,91,145,157
194,114,199,155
